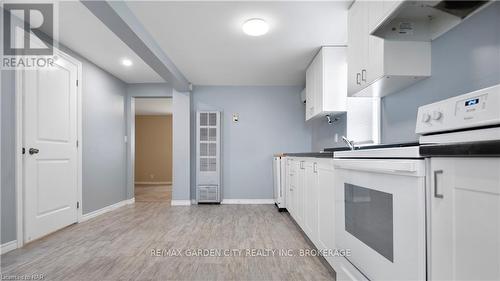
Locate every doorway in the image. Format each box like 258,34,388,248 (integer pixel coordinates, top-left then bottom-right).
134,98,173,202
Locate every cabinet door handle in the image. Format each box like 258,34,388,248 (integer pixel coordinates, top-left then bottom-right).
361,69,367,82
356,73,361,85
434,170,444,199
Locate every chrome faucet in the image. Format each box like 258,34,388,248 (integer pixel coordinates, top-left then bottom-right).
342,136,356,151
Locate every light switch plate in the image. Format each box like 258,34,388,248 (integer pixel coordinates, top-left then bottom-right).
232,113,239,122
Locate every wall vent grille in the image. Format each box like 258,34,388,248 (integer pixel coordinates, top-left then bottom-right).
196,111,221,203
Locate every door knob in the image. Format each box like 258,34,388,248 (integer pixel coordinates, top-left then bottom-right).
29,148,39,155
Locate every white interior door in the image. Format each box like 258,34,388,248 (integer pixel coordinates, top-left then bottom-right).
23,53,79,242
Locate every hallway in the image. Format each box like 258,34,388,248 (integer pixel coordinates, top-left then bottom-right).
135,184,172,202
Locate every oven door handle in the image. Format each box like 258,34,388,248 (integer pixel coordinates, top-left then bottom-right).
333,159,423,175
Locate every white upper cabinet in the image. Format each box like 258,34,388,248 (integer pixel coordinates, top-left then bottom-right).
305,46,347,121
348,1,431,97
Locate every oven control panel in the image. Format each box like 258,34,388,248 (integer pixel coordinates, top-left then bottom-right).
416,84,500,135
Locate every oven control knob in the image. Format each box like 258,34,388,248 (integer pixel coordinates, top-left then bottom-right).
432,111,443,120
422,113,431,123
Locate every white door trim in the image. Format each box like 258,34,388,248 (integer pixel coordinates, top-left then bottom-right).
15,47,83,248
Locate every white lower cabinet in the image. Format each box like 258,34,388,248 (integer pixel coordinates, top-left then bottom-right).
284,157,370,281
285,157,337,260
287,158,305,227
296,160,306,228
285,158,293,213
316,160,336,251
429,158,500,281
304,161,318,242
286,158,299,220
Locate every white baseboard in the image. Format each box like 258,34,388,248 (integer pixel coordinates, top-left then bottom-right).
1,240,17,255
135,181,171,185
171,200,191,206
221,199,275,205
80,198,135,222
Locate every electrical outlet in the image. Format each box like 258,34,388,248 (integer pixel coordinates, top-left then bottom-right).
232,113,239,122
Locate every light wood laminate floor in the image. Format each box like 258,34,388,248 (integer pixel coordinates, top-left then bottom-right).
1,203,335,281
135,185,172,202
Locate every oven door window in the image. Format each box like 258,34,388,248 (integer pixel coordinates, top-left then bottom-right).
345,183,394,262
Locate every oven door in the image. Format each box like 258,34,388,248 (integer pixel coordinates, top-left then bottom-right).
334,159,426,281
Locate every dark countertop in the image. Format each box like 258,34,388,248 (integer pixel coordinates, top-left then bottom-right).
324,142,420,152
420,140,500,157
284,147,351,158
283,142,421,158
283,152,334,158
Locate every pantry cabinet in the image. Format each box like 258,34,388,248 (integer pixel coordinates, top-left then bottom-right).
347,0,430,97
305,47,347,121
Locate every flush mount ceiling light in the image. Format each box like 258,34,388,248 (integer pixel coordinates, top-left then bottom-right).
242,18,269,36
121,58,133,67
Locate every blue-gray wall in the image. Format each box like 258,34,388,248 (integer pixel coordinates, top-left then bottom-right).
172,90,191,201
78,51,128,214
1,6,19,245
381,2,500,143
1,70,17,244
1,43,128,243
190,86,311,200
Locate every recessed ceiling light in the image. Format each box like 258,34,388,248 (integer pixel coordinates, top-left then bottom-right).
242,18,269,36
121,58,133,67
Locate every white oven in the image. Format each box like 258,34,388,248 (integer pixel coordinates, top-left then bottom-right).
333,154,426,281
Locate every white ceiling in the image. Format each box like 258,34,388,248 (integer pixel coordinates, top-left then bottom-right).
126,1,349,86
54,2,163,83
135,98,173,115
